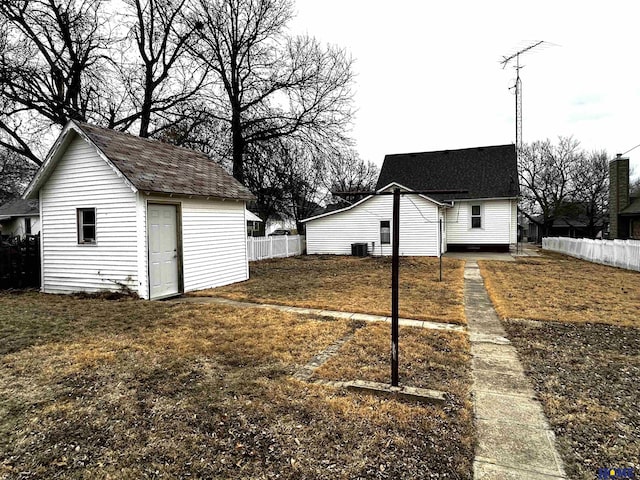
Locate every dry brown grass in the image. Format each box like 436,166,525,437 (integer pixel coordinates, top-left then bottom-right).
192,255,466,324
479,251,640,326
315,322,471,397
0,291,474,479
502,319,640,479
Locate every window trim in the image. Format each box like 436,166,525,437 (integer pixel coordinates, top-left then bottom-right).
470,204,482,229
380,220,391,245
77,208,97,244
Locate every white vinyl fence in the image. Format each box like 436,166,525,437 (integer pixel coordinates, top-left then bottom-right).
247,235,306,261
543,237,640,272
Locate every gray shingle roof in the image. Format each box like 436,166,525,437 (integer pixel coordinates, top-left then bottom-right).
376,144,519,202
75,122,254,201
620,197,640,216
0,198,39,216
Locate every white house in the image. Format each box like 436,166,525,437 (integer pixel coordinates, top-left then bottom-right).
24,121,254,299
303,145,518,256
0,198,40,238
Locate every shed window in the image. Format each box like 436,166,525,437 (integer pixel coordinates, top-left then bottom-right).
380,220,391,244
471,205,482,229
77,208,96,244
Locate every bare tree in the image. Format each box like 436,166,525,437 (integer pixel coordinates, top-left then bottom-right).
519,137,581,236
631,177,640,198
325,150,379,204
191,0,355,183
110,0,209,137
0,0,111,164
0,147,37,203
571,150,609,238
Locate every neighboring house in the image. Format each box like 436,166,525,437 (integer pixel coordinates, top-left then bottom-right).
303,145,518,256
610,154,640,240
246,210,263,236
24,121,254,299
0,198,40,238
526,211,608,244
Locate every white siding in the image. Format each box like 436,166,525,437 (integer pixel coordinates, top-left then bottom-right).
137,196,249,297
306,194,440,256
182,198,249,292
40,135,139,295
445,199,516,245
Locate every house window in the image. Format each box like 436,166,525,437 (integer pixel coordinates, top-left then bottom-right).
471,205,482,229
380,220,391,244
24,218,31,235
77,208,96,244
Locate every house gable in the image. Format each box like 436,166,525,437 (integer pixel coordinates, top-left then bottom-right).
38,133,140,295
305,185,441,256
302,182,446,223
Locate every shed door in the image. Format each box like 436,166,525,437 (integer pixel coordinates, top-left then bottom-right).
148,203,180,299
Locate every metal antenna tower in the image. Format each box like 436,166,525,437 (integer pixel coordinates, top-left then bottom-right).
500,41,545,153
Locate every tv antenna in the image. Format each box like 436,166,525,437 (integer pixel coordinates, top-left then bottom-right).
500,41,548,154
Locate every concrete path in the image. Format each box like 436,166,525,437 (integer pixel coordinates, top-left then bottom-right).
171,296,466,333
464,260,567,479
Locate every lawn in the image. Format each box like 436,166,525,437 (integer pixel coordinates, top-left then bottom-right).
0,291,474,479
192,255,466,325
479,252,640,327
479,252,640,479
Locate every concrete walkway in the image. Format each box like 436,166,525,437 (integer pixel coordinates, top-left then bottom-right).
464,260,567,479
172,296,466,333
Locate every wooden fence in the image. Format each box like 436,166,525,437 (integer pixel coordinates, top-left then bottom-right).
542,237,640,272
247,235,305,261
0,235,41,289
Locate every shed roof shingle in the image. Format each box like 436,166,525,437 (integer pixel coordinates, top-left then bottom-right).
74,122,254,201
376,144,519,202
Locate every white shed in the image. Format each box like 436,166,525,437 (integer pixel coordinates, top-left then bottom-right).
24,121,254,299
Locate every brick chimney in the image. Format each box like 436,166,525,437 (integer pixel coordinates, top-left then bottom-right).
609,154,630,239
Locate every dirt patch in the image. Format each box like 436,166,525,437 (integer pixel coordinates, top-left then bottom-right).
502,319,640,479
191,255,466,325
480,251,640,326
0,291,474,479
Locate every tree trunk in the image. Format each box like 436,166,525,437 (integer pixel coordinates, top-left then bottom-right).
231,111,245,184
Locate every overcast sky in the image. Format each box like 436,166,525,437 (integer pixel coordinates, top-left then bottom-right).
290,0,640,177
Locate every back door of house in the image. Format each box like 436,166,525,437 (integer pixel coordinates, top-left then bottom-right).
148,203,180,299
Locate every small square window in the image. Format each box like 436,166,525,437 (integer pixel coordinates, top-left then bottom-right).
78,208,96,244
472,205,481,216
380,220,391,244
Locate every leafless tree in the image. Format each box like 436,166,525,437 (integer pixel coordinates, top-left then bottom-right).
571,150,609,238
631,177,640,198
519,137,581,236
110,0,209,137
325,150,379,204
0,147,37,202
0,0,111,165
191,0,355,183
